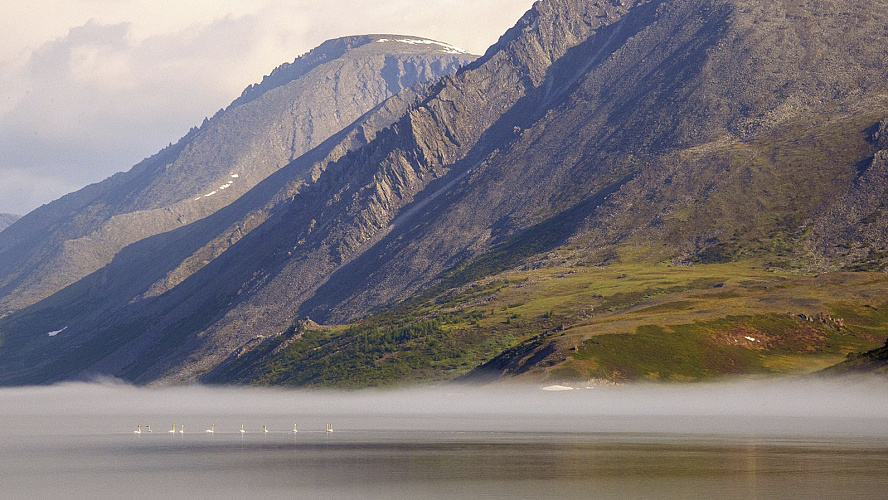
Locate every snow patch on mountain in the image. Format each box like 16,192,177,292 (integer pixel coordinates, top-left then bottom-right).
47,326,67,337
376,38,469,54
195,175,239,200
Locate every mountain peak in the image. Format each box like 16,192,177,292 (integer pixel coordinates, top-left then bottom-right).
230,35,374,107
232,35,475,108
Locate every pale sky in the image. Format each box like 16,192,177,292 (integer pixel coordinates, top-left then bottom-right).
0,0,536,216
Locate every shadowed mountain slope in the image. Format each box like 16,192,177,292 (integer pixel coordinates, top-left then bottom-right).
819,337,888,376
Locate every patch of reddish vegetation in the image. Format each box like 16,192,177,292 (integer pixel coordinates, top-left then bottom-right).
713,327,773,350
713,321,828,353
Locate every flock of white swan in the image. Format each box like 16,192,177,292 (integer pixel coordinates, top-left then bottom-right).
133,423,333,434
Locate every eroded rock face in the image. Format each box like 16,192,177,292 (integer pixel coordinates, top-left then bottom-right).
808,120,888,270
871,119,888,149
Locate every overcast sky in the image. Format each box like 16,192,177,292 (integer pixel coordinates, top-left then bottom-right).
0,0,535,216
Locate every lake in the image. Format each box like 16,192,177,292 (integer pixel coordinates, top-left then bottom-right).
2,379,887,499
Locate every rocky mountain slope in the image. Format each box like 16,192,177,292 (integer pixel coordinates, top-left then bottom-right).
0,35,473,314
1,0,887,386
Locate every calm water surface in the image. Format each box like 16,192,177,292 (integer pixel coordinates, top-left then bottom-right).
2,381,887,499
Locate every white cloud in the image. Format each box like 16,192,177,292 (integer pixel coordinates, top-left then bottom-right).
0,0,535,215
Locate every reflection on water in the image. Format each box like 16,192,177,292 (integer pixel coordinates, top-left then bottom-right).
1,379,887,499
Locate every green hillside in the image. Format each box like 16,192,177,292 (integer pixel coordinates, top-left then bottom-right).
208,259,888,387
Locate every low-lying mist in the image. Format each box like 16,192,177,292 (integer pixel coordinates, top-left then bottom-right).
2,377,887,437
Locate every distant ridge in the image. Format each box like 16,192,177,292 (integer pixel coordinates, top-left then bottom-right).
0,214,19,233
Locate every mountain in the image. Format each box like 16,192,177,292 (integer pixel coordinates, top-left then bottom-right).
0,35,474,315
0,214,19,233
1,0,887,387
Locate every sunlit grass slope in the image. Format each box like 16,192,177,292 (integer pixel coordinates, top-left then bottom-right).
208,260,888,388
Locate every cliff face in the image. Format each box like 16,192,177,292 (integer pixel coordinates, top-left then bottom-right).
1,0,887,386
0,35,474,314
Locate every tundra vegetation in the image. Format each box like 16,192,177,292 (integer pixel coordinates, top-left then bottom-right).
211,259,888,387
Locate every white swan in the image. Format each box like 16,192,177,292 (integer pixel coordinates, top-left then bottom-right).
134,425,142,434
292,423,298,433
326,423,334,433
240,424,246,434
168,425,176,433
205,424,215,433
146,425,153,433
263,425,269,433
179,425,185,434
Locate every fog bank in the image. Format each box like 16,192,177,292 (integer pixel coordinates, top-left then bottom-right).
2,378,886,437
